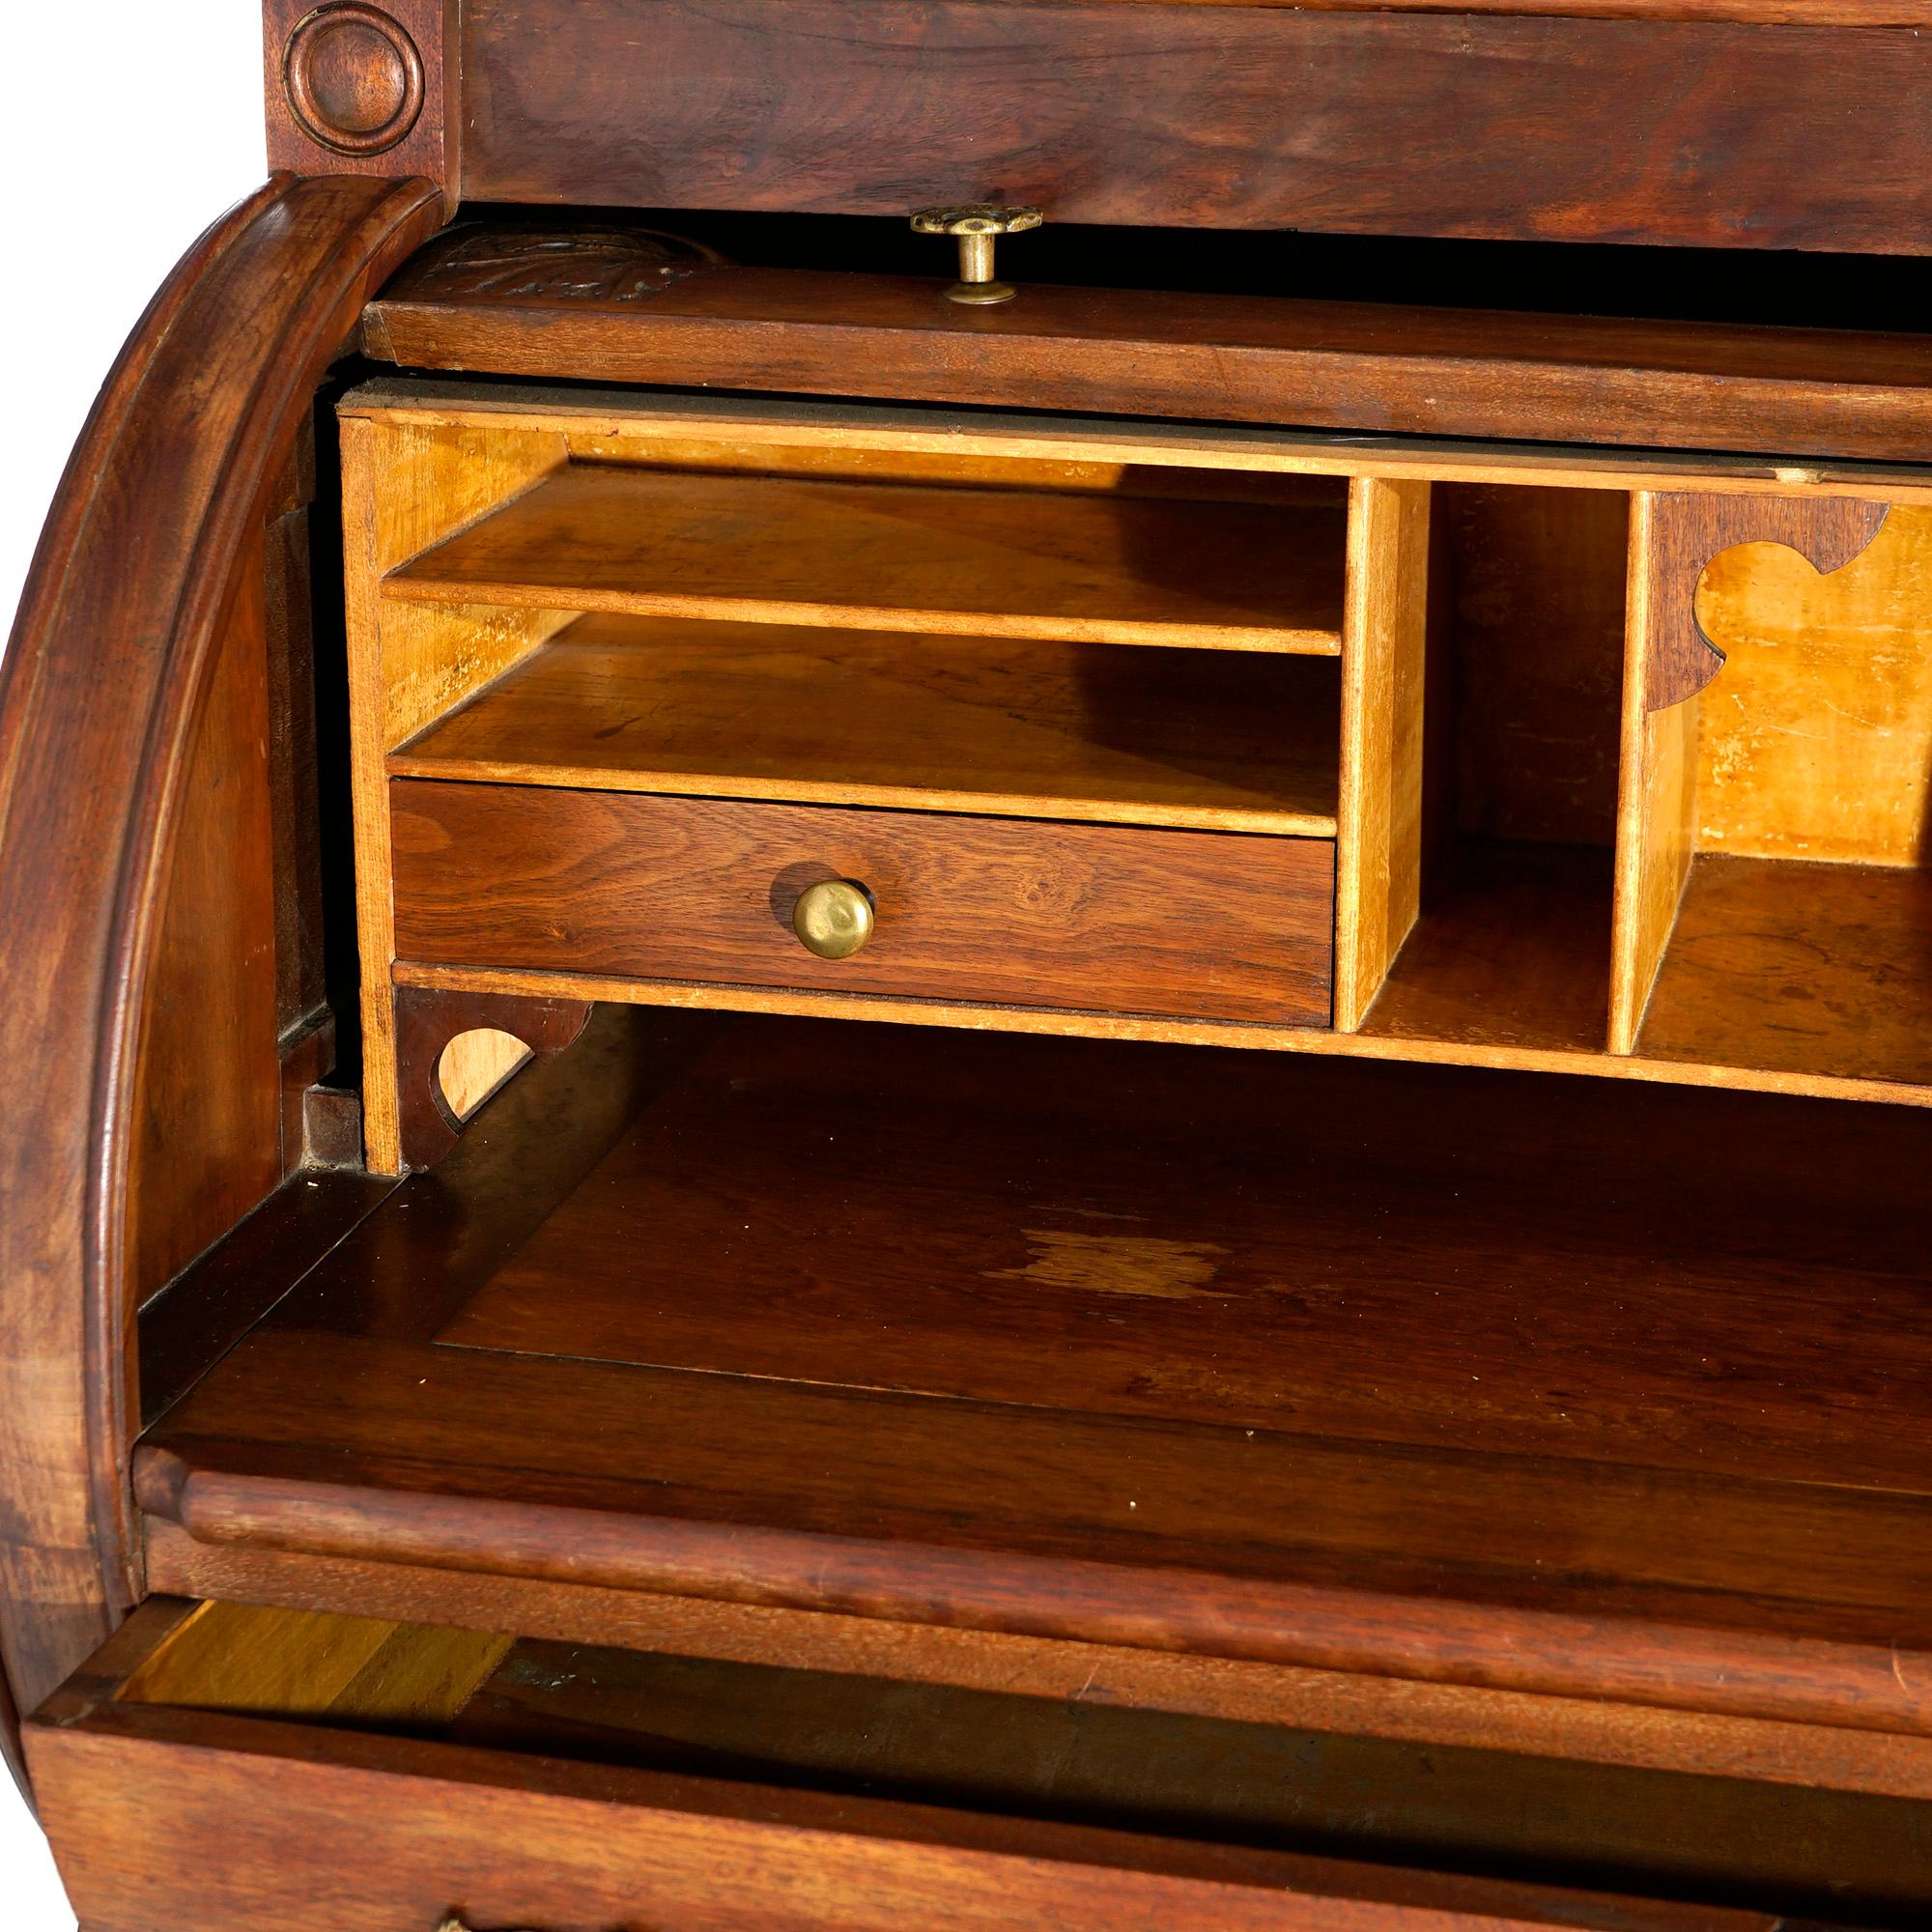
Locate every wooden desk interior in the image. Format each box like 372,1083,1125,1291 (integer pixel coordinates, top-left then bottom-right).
138,1009,1932,1747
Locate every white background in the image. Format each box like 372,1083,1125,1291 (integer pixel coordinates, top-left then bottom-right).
2,5,266,1920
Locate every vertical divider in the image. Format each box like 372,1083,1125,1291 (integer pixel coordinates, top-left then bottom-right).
1609,492,1698,1056
1335,476,1432,1032
340,414,573,1174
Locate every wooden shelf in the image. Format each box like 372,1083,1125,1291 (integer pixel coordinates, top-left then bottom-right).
1636,855,1932,1088
140,1009,1932,1734
385,463,1348,652
1361,841,1613,1054
391,614,1341,835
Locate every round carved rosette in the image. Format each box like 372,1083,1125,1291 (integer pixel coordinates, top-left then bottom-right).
284,3,426,156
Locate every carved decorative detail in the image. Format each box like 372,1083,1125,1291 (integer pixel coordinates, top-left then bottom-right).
284,3,426,156
384,224,728,305
392,986,593,1172
1644,492,1891,711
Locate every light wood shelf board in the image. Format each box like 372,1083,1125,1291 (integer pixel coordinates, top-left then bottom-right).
385,462,1347,653
339,381,1932,507
390,959,1932,1110
391,614,1341,837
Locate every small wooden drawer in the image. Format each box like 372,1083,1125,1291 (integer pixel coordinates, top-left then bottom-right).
27,1598,1889,1931
389,780,1334,1026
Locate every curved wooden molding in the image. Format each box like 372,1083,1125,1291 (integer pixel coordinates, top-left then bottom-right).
1643,492,1891,710
393,986,593,1171
0,173,441,1787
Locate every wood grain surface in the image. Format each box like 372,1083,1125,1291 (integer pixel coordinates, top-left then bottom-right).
0,173,440,1785
1334,478,1430,1029
129,1014,1932,1736
386,462,1349,653
460,0,1932,255
366,255,1932,463
1362,842,1615,1053
1634,493,1890,711
1635,855,1932,1085
390,781,1336,1025
1694,506,1932,866
28,1695,1808,1932
392,613,1344,836
32,1598,1929,1918
136,1529,1932,1803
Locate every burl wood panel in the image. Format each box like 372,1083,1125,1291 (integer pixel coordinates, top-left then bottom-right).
390,781,1335,1026
386,462,1349,654
0,173,440,1759
365,249,1932,465
1695,507,1932,866
463,0,1932,254
392,615,1344,836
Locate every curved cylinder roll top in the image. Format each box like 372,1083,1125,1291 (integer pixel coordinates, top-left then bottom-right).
0,171,442,1796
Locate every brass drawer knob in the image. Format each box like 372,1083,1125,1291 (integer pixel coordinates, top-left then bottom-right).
792,878,876,959
911,203,1043,305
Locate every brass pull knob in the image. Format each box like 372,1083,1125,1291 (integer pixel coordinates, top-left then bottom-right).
792,878,876,959
911,203,1043,306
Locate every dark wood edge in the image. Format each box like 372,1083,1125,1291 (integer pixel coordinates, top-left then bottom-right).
0,1662,24,1810
30,1695,1799,1928
138,1526,1932,1801
130,1454,1932,1740
0,172,443,1786
392,984,593,1170
364,257,1932,466
1644,495,1893,708
137,1169,399,1431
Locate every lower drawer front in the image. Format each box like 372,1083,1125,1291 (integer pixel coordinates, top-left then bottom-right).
389,780,1334,1026
26,1600,1919,1932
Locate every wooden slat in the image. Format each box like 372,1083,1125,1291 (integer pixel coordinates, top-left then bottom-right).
384,463,1349,653
1611,495,1700,1054
460,0,1932,255
1335,478,1430,1029
340,380,1932,504
137,1529,1932,1803
393,614,1342,836
365,259,1932,465
131,1331,1932,1731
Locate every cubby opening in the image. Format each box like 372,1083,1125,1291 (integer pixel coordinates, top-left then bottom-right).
1619,502,1932,1089
1360,485,1626,1051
